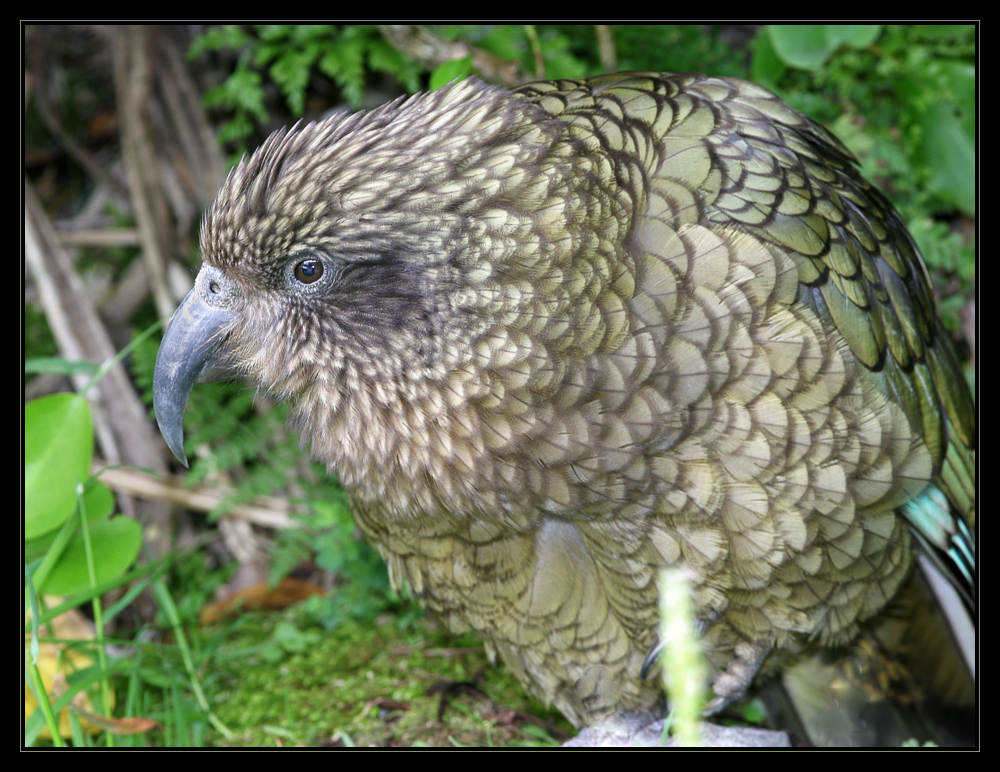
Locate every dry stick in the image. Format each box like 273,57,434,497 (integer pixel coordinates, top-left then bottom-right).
93,461,294,530
156,30,227,209
25,181,172,559
112,25,176,321
595,25,617,73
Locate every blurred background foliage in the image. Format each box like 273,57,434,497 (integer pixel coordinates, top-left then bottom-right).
23,24,975,747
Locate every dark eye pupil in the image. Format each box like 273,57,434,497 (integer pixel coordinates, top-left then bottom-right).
294,259,323,284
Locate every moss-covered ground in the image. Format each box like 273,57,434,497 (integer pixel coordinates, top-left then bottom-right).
206,605,573,747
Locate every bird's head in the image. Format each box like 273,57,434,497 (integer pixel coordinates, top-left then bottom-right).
153,78,632,493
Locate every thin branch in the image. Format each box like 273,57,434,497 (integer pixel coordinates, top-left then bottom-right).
57,229,141,247
93,461,295,530
25,179,172,558
112,25,177,320
595,25,617,72
156,29,227,209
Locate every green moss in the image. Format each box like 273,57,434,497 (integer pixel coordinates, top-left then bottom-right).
207,605,570,747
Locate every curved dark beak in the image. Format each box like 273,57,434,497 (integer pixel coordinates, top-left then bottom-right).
153,277,233,467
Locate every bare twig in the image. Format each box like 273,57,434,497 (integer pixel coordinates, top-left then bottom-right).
524,25,545,79
595,25,617,72
25,180,172,558
57,228,141,247
112,25,177,320
93,461,295,530
156,29,227,209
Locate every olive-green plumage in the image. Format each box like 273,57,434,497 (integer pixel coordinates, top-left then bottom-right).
154,73,975,733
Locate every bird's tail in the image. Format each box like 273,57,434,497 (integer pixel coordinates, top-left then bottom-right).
759,562,975,747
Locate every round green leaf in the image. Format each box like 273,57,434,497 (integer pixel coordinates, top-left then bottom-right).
24,394,93,540
80,476,115,521
768,24,882,70
768,25,830,69
39,516,143,595
826,25,881,49
750,28,785,87
24,478,115,562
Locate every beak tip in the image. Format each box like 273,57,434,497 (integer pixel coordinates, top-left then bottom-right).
155,407,191,468
172,444,190,469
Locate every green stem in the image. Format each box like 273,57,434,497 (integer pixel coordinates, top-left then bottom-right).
76,484,115,746
24,569,65,746
152,579,233,740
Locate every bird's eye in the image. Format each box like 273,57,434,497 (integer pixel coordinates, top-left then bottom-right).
293,259,324,284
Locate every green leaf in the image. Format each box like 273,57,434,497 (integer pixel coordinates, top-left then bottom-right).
915,62,975,214
826,25,882,49
269,47,319,115
25,394,93,540
187,25,251,58
39,516,143,595
366,39,422,94
768,24,882,70
430,56,473,90
476,25,529,61
919,102,975,214
768,25,830,69
317,36,368,109
25,478,115,562
750,28,785,86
